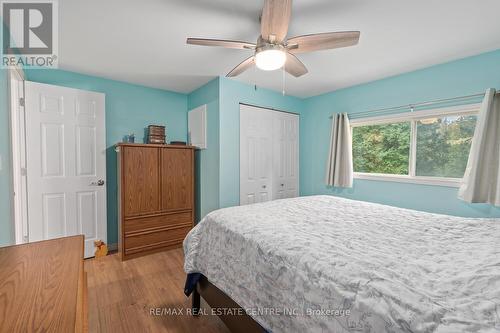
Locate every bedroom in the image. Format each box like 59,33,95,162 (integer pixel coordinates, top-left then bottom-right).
0,0,499,332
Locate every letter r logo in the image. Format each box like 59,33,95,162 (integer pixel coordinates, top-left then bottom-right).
2,2,53,55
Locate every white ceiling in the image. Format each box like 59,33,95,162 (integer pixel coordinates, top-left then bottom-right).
59,0,500,98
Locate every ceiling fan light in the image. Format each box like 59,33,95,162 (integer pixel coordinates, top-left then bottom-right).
255,49,286,71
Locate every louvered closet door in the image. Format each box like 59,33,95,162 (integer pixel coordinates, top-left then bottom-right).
273,112,299,199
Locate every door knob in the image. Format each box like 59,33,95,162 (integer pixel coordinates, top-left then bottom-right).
90,179,105,186
262,185,266,189
280,184,284,187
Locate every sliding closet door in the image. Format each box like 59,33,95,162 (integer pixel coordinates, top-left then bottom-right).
273,112,299,199
240,105,274,205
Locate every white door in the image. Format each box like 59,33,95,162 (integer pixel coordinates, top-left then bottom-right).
240,104,274,205
25,81,106,258
273,112,299,199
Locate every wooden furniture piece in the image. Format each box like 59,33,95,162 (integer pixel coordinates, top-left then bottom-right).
117,143,195,260
192,275,265,333
0,235,87,333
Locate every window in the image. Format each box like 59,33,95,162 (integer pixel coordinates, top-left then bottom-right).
351,105,479,186
415,115,477,178
353,122,410,175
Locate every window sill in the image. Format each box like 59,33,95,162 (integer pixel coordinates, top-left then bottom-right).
353,172,462,188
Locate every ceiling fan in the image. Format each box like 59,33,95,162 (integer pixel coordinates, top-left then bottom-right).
186,0,360,78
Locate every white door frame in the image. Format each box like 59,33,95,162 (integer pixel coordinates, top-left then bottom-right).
8,66,28,245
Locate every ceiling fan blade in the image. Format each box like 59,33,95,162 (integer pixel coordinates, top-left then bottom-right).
261,0,292,43
285,53,308,77
226,56,255,77
287,31,360,54
187,38,256,50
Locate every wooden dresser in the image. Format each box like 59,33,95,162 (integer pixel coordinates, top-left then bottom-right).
0,235,87,332
117,143,195,260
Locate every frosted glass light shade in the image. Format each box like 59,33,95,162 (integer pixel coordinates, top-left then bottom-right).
255,49,286,71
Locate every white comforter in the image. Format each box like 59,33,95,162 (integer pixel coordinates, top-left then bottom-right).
183,195,500,333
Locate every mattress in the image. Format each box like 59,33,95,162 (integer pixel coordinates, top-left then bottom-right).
183,195,500,332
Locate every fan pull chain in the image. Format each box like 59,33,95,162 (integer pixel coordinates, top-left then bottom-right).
282,65,286,96
253,63,258,91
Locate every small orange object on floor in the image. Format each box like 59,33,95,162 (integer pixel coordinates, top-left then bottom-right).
94,240,108,258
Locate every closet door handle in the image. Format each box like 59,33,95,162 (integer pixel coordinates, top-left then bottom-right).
90,179,105,186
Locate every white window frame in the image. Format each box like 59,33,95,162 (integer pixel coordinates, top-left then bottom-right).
351,103,481,187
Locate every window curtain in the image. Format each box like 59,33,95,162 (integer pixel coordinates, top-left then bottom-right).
458,88,500,206
326,113,353,188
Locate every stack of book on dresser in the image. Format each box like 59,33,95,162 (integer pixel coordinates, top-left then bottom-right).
148,125,166,144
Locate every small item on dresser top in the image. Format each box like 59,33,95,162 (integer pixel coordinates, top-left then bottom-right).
148,124,165,136
148,135,166,144
170,141,187,145
148,124,166,144
128,133,135,143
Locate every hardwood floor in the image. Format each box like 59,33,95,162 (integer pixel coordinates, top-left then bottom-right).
84,248,230,333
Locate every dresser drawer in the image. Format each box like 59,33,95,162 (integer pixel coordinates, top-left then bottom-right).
124,211,192,234
124,224,192,255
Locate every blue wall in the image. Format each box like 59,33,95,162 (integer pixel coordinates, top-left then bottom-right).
0,68,13,246
301,49,500,217
187,78,220,221
25,69,188,244
218,77,306,208
188,76,306,214
3,49,500,247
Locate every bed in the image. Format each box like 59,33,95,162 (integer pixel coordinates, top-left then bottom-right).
183,195,500,332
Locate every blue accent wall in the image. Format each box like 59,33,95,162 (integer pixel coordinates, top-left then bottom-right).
0,68,13,246
25,69,188,244
218,77,306,208
187,78,220,221
2,49,500,248
188,77,305,215
301,49,500,217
